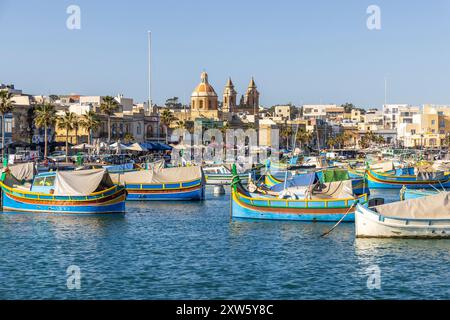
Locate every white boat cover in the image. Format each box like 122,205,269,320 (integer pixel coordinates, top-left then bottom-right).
374,192,450,219
416,171,445,181
433,161,450,172
370,161,394,172
110,166,204,184
8,162,36,181
283,180,355,199
53,169,114,196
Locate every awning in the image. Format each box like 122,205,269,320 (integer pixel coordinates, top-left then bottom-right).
141,142,172,151
127,143,148,152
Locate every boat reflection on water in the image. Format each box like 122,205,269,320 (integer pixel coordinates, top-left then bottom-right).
229,218,355,242
0,211,126,240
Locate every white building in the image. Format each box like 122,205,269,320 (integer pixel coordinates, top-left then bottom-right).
274,105,291,120
302,104,335,120
383,104,420,129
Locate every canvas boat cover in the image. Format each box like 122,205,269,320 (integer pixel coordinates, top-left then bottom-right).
280,180,355,200
319,169,349,183
369,161,394,172
270,172,317,192
374,191,450,219
432,161,450,172
8,162,36,181
110,166,204,185
416,171,446,181
53,169,114,196
310,180,355,199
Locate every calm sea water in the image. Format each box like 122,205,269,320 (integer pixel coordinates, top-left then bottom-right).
1,187,450,300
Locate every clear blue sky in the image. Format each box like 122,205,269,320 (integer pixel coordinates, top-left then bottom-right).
2,0,450,108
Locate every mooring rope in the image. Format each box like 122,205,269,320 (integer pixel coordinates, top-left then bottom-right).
320,202,357,237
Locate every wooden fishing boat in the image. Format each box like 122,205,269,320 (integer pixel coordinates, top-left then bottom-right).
203,165,249,185
231,166,368,222
0,169,126,214
367,168,450,189
110,166,205,200
355,192,450,238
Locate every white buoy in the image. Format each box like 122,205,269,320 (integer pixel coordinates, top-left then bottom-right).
213,185,226,195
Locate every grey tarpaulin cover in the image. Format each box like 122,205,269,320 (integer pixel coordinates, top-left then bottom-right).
8,162,36,181
110,166,204,184
53,169,114,196
374,191,450,219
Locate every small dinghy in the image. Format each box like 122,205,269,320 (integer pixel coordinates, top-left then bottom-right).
355,192,450,238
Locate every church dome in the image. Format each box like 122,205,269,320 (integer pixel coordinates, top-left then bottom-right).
191,72,218,97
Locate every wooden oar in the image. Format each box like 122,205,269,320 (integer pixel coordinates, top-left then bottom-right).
320,202,357,237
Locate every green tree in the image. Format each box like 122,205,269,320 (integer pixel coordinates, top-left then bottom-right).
295,129,312,149
160,109,177,143
341,103,355,113
0,91,13,160
280,125,293,149
49,95,59,103
81,111,100,145
57,111,77,162
100,96,119,144
72,114,81,145
34,103,57,159
123,132,135,144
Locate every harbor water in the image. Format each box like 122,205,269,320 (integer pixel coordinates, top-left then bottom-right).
1,187,450,299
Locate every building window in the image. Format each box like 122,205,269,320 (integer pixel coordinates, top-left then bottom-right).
411,129,416,135
431,120,436,125
137,123,141,135
5,119,12,133
199,100,203,109
192,100,196,109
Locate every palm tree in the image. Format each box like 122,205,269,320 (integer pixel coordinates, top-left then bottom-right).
72,115,81,145
160,109,177,143
327,137,336,150
220,122,230,136
175,120,186,130
99,96,119,144
57,111,76,162
296,129,312,150
34,103,57,159
81,111,100,145
280,125,293,149
123,132,134,144
0,91,13,160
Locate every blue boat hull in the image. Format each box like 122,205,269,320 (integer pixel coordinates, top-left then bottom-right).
231,197,355,221
126,185,205,201
1,190,126,214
